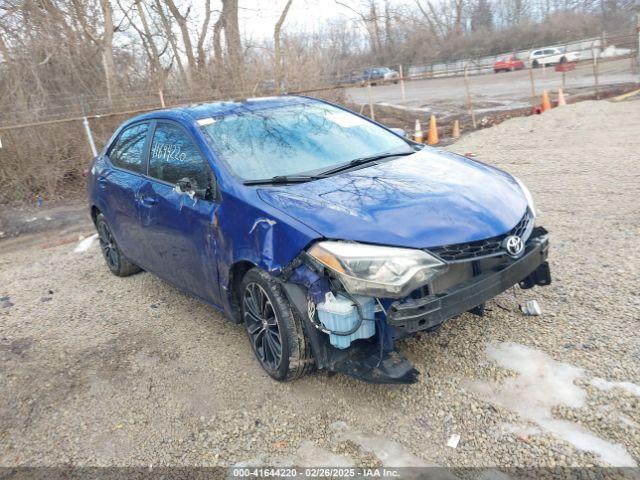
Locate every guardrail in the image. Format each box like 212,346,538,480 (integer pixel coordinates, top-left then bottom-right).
0,32,637,130
323,32,638,85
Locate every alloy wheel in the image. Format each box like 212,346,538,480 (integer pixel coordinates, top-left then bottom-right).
97,221,119,270
243,282,283,370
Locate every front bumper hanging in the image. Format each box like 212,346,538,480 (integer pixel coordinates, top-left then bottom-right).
282,228,551,384
386,230,551,337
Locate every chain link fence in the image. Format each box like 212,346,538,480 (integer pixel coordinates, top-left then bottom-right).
0,30,638,204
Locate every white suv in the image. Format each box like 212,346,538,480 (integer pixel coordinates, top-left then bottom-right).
529,48,581,68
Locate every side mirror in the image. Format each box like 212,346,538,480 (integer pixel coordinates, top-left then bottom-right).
175,177,195,196
390,127,406,138
177,176,218,202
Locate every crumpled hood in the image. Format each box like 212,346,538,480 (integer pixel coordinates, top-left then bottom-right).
257,149,528,249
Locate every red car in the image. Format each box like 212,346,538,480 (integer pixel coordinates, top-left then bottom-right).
493,54,525,73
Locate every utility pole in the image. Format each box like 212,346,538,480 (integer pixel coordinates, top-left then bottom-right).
636,12,640,74
83,117,98,157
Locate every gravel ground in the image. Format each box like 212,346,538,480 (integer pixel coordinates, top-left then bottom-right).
0,98,639,469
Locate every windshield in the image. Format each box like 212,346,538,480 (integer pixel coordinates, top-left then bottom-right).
199,102,412,181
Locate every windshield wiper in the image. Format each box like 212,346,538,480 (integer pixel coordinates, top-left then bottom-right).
243,175,326,186
243,151,414,186
317,151,413,177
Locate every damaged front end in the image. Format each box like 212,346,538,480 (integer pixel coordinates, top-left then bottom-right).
280,260,421,385
278,216,551,385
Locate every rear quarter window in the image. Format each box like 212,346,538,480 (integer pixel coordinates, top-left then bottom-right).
108,123,149,174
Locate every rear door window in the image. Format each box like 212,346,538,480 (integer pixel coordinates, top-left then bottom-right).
148,122,210,190
109,123,149,174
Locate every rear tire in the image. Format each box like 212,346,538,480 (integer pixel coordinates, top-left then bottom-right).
96,213,141,277
532,60,540,68
240,268,314,381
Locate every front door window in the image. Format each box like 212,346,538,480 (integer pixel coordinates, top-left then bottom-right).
148,123,210,191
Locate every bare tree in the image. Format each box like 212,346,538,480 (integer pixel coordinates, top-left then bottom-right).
196,0,213,71
212,13,225,72
70,0,117,101
336,0,385,61
222,0,244,88
117,0,164,87
153,0,215,87
274,0,294,93
154,0,188,85
163,0,196,79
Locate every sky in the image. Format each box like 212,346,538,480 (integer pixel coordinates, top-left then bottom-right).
183,0,412,45
238,0,364,40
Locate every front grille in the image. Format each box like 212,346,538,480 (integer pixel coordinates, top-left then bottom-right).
428,210,532,262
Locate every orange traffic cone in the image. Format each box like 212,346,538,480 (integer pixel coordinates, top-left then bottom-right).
427,114,439,145
414,119,423,143
452,119,460,139
541,90,551,112
557,88,566,106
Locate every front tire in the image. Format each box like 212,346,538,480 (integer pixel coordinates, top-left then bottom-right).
241,268,314,381
95,213,141,277
532,59,540,68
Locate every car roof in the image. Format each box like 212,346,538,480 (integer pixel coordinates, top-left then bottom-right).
123,95,312,128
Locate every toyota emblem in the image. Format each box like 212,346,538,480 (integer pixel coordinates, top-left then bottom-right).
503,235,524,257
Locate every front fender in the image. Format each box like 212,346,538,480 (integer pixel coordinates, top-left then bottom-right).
215,192,321,318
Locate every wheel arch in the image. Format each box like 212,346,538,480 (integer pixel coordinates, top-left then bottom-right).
90,205,101,226
227,260,257,323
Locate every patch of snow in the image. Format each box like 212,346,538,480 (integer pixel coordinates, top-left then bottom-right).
499,423,542,436
377,102,432,113
74,233,98,253
466,342,637,467
616,414,639,430
330,420,431,467
591,378,640,397
296,440,354,467
595,404,639,430
600,45,632,58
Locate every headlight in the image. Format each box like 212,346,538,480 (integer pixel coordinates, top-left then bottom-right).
307,241,448,298
513,176,537,217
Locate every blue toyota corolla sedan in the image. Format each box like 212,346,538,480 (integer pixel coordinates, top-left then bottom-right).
87,95,551,384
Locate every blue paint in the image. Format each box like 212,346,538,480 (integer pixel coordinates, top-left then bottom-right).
288,265,331,304
257,148,527,248
87,95,530,323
